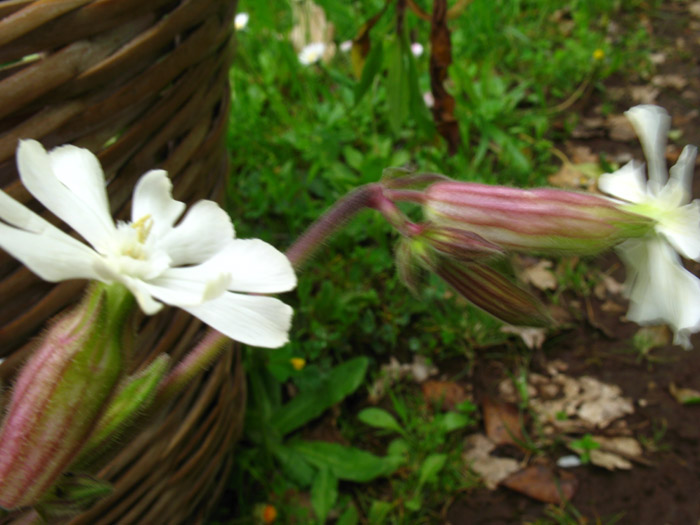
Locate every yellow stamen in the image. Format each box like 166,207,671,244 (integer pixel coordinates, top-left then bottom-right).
131,215,153,243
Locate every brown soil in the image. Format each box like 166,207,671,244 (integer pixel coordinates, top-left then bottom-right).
447,3,700,524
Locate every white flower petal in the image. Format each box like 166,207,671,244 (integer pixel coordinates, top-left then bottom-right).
117,275,164,315
16,140,116,250
669,144,697,201
624,105,670,192
144,266,231,307
619,238,700,349
598,161,648,203
199,239,297,293
0,222,101,282
184,293,293,348
657,201,700,261
131,170,186,237
158,200,235,266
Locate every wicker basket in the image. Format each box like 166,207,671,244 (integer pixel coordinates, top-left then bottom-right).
0,1,244,523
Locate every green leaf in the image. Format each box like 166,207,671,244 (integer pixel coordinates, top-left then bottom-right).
354,42,384,105
357,407,405,435
418,453,448,486
437,412,471,433
368,500,393,524
386,37,409,134
270,442,316,486
386,437,410,458
272,357,369,436
311,467,338,523
289,440,402,482
337,503,360,525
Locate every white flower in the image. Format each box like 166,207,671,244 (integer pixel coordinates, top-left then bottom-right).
410,42,424,57
298,42,326,65
339,40,353,53
423,91,435,108
0,140,296,348
598,105,700,348
234,12,249,31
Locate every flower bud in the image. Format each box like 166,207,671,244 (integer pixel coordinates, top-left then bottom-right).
75,354,170,469
0,283,131,509
424,182,654,255
399,236,551,327
433,258,552,327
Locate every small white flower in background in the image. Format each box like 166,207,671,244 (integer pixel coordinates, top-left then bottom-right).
339,40,353,53
423,91,435,108
410,42,424,57
234,12,249,31
298,42,326,65
598,105,700,348
0,141,296,348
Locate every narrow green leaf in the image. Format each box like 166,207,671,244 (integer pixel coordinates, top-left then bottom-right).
418,453,448,486
354,42,384,105
357,407,405,435
386,37,409,134
311,467,338,523
289,440,402,482
272,357,369,436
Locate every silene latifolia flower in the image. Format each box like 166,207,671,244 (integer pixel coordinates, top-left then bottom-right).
0,140,296,348
598,105,700,348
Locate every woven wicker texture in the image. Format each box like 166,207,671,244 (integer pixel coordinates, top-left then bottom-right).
0,1,243,523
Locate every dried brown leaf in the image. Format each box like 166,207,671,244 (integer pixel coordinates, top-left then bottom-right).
669,382,700,404
422,380,469,410
482,397,524,446
607,114,637,141
588,449,632,470
463,434,521,489
521,260,557,291
501,465,578,503
652,74,688,90
500,326,547,350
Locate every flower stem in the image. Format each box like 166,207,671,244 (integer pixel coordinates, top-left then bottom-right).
285,183,420,270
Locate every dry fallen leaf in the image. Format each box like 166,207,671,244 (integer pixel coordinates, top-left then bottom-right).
652,74,688,90
594,274,625,299
629,85,661,104
502,373,634,433
482,397,524,446
588,449,632,471
368,356,438,402
607,114,637,141
422,380,469,410
633,325,671,353
463,434,521,489
500,326,547,350
501,465,578,503
289,1,336,60
690,1,700,18
669,382,700,405
521,260,557,291
595,435,643,457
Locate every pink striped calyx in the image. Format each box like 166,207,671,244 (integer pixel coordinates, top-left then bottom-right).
424,182,654,255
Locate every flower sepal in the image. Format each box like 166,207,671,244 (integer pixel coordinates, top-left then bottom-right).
0,282,133,509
